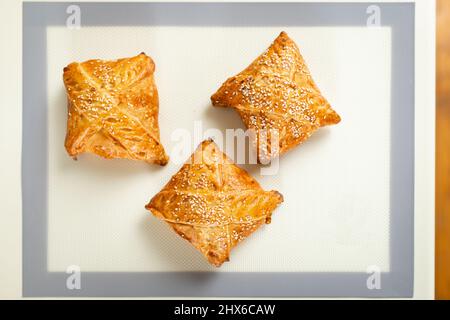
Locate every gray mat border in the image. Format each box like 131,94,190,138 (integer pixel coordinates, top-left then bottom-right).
22,2,415,297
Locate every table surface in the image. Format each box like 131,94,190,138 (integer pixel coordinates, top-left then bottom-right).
436,0,450,300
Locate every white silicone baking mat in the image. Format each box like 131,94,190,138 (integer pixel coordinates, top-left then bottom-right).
46,25,391,273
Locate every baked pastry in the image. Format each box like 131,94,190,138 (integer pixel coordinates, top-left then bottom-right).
211,31,341,162
145,139,283,267
63,53,169,165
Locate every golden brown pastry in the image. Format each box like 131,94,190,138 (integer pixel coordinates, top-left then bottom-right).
211,31,341,162
63,53,169,165
145,139,283,267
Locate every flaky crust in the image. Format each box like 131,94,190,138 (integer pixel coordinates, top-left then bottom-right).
211,31,341,161
145,139,283,267
63,53,169,165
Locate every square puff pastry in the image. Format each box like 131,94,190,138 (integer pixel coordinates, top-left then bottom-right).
63,53,169,165
211,32,341,161
145,139,283,267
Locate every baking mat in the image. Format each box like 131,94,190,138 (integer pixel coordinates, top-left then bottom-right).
23,1,414,297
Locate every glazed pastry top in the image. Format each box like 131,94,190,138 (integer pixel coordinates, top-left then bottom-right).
211,32,341,161
146,140,283,267
63,53,168,165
